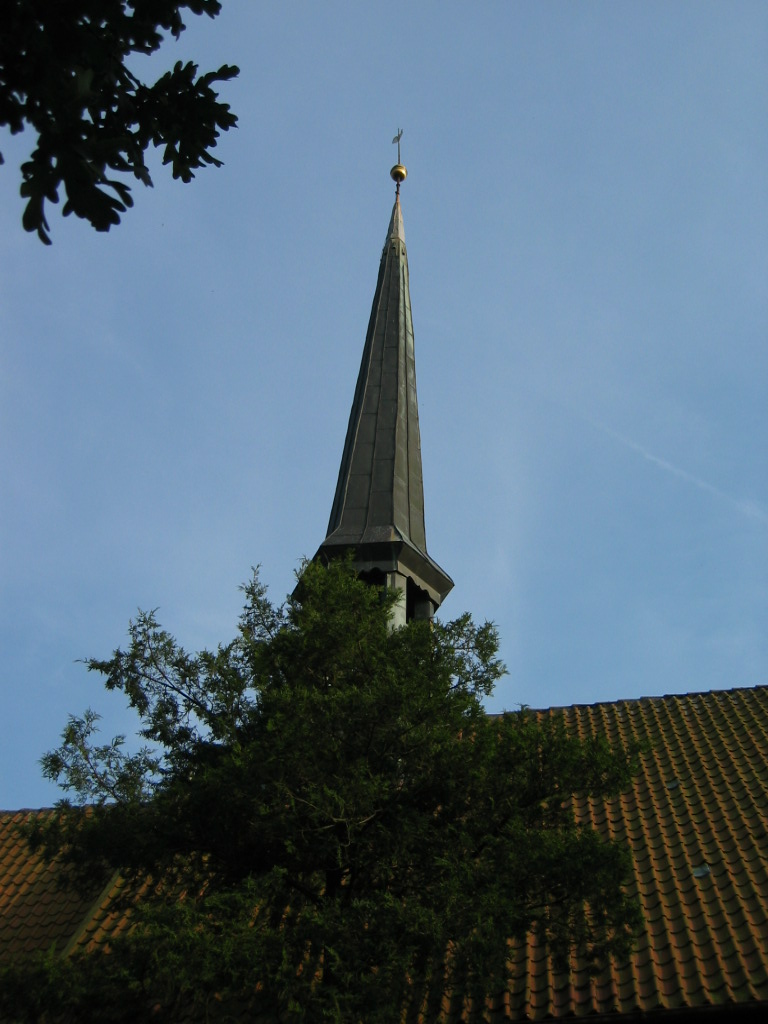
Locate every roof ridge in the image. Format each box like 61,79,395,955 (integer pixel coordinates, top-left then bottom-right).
527,683,768,715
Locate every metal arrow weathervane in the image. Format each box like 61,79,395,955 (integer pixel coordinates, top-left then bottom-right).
392,128,403,164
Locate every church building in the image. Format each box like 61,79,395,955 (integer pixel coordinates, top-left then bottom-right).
1,159,767,1023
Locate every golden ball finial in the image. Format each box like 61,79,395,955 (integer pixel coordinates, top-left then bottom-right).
390,163,407,184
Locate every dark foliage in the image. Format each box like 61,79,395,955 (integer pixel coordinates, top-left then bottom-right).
1,561,643,1022
0,1,238,243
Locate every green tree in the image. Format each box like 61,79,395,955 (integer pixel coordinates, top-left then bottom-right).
0,1,238,243
2,561,642,1023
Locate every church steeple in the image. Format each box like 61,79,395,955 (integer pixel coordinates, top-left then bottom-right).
316,155,453,625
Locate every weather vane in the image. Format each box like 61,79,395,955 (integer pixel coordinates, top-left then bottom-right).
392,128,403,164
390,129,407,190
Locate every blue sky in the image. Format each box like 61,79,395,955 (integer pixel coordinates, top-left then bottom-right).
2,1,766,809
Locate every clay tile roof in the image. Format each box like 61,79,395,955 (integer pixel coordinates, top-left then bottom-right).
0,809,136,969
508,684,768,1021
2,684,767,1021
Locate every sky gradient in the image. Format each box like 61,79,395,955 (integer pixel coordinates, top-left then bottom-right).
2,1,766,808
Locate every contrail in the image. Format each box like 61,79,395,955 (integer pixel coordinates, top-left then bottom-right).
587,418,768,526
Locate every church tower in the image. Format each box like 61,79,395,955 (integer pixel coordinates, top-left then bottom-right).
314,155,453,626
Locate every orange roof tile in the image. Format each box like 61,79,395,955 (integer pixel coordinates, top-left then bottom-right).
0,810,111,962
513,685,768,1020
2,684,767,1020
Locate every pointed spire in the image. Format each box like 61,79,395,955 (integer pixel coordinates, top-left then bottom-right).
316,159,452,624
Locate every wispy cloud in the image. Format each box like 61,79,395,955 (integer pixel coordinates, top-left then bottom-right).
585,418,768,526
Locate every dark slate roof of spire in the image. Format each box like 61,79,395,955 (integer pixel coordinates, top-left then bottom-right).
325,194,423,547
318,191,452,606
